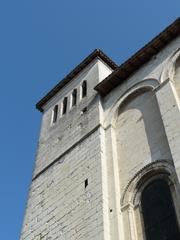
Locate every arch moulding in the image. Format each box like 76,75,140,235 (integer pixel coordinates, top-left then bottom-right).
103,79,159,128
160,48,180,83
121,160,176,209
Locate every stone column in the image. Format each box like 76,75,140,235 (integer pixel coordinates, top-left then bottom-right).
133,205,144,240
121,204,139,240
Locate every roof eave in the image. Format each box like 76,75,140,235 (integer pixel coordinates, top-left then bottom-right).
36,49,118,112
94,17,180,96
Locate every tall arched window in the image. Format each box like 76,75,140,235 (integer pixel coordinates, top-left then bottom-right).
52,105,58,123
62,97,68,115
72,89,77,107
141,179,180,240
82,81,87,98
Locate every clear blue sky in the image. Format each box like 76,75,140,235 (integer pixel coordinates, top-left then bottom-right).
0,0,179,239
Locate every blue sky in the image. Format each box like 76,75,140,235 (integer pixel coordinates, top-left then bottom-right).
0,0,179,239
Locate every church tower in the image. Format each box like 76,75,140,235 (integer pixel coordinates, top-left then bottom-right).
21,18,180,240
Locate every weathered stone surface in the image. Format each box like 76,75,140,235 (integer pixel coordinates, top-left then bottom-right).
21,35,180,240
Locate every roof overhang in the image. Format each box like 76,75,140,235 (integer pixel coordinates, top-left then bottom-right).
94,18,180,96
36,49,118,112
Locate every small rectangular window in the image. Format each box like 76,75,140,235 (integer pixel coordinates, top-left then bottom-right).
85,179,88,188
82,81,87,98
52,105,58,123
62,97,68,115
72,89,77,107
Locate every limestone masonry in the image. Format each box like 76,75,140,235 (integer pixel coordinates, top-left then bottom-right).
21,18,180,240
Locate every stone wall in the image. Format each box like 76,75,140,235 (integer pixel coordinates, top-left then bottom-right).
100,36,180,240
21,129,105,240
21,58,113,240
21,35,180,240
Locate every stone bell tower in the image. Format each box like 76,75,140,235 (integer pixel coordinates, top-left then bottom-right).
21,49,117,240
21,18,180,240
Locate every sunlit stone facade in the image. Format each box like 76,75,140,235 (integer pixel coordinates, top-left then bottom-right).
21,19,180,240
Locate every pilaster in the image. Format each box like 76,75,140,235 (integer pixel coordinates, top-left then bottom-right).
156,80,180,181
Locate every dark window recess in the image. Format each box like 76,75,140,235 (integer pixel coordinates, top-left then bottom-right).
52,105,58,123
82,81,87,98
72,89,77,106
141,179,180,240
62,97,68,115
85,179,88,188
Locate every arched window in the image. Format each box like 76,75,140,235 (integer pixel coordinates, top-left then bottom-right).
141,179,180,240
62,97,68,115
82,81,87,98
52,105,58,123
72,89,77,107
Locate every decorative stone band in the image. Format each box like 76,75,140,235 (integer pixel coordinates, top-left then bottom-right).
32,124,102,181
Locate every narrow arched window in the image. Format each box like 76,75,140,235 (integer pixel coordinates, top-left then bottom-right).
141,179,180,240
72,89,77,107
62,97,68,115
52,105,58,123
82,81,87,98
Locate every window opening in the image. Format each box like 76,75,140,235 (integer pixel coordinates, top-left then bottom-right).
72,89,77,107
52,105,58,123
141,179,180,240
62,97,68,115
85,179,88,188
82,81,87,98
